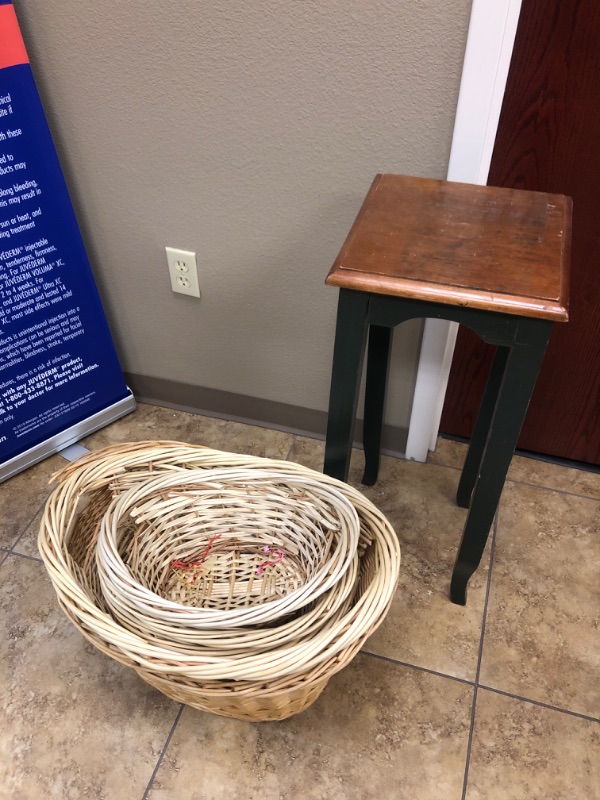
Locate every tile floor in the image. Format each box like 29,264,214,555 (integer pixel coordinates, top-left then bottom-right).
1,403,599,799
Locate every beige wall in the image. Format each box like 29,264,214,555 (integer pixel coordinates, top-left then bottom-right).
15,0,472,429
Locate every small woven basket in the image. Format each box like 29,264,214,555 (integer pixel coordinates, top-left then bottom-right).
96,468,361,634
39,442,400,721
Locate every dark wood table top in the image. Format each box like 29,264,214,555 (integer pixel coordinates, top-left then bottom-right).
326,174,571,321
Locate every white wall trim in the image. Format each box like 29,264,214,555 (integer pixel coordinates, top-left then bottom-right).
405,0,523,461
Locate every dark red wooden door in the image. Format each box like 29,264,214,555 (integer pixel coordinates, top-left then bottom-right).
440,0,600,465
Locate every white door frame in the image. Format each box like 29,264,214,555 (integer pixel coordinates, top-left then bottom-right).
405,0,524,461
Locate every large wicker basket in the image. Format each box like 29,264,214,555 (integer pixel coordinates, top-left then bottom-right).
39,442,400,721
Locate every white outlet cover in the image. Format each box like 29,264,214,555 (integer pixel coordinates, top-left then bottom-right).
165,247,201,298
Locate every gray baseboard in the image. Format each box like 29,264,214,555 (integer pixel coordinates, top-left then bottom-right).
124,373,408,458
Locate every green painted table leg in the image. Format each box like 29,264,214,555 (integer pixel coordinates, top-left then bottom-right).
324,290,370,482
362,325,392,486
450,323,552,604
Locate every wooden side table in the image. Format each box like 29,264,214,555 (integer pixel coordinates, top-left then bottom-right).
323,174,571,604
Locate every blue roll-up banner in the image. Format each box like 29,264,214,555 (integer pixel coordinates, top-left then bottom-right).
0,1,135,482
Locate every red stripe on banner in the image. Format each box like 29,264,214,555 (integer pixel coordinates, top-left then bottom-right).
0,5,29,70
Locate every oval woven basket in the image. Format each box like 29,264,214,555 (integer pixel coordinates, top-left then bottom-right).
95,468,361,633
39,441,401,721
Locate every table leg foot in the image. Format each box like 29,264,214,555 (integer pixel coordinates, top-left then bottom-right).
456,487,472,509
361,467,378,486
450,560,473,605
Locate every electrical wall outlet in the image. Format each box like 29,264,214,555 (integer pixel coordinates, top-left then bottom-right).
166,247,201,298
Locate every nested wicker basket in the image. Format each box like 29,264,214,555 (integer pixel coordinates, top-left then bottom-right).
96,469,361,634
39,442,400,721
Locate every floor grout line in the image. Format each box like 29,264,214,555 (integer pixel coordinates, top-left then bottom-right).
7,550,43,564
141,704,184,800
502,478,600,502
361,650,475,687
478,685,600,725
461,686,480,800
428,459,600,503
436,436,600,476
363,641,600,729
460,512,498,800
284,436,297,462
9,498,49,556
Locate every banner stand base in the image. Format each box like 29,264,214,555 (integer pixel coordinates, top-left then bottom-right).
0,390,136,484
